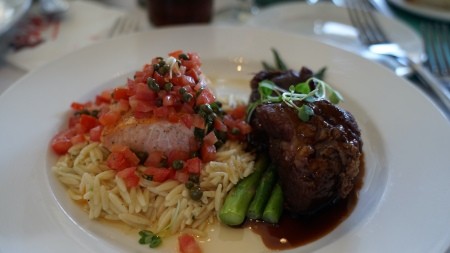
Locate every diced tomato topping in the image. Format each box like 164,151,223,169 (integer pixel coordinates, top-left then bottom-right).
135,82,156,101
196,89,215,105
185,69,199,83
154,106,169,118
52,51,241,171
106,145,140,170
163,95,176,107
70,134,86,144
79,114,98,131
229,104,247,119
236,120,252,135
153,71,166,86
114,99,130,112
68,115,80,128
117,167,140,188
51,128,77,155
180,113,193,128
145,151,166,167
167,111,180,123
113,87,130,100
171,74,195,87
181,53,202,70
129,96,156,113
184,157,202,174
213,118,227,132
95,90,112,105
189,138,200,153
89,125,103,142
203,131,218,146
168,150,190,167
168,49,183,58
180,103,195,114
143,167,173,182
70,102,85,111
192,114,205,129
178,234,202,253
99,110,121,126
134,71,149,84
200,144,216,163
174,171,190,183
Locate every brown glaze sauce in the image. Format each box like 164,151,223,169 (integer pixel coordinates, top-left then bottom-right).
245,156,365,250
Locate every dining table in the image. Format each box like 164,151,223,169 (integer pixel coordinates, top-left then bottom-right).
1,0,450,253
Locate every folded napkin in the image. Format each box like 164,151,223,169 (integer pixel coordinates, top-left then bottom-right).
6,0,124,71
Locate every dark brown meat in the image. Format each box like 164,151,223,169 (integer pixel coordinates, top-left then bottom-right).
249,89,362,215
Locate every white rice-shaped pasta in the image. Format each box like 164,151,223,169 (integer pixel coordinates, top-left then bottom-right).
52,139,255,236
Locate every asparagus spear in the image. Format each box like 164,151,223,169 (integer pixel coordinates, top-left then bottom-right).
262,183,284,224
247,165,277,220
219,156,269,226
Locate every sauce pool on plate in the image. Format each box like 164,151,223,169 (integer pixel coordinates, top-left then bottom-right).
245,156,365,250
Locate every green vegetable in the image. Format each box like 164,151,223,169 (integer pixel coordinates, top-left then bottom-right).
189,186,203,201
247,165,277,220
246,77,343,122
313,66,327,80
172,160,184,170
147,77,159,92
138,230,162,248
164,82,173,91
182,92,193,102
132,150,148,165
219,156,269,226
261,48,288,71
262,183,284,224
178,53,189,60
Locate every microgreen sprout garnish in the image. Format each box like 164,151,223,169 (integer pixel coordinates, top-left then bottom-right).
138,230,162,248
247,77,343,122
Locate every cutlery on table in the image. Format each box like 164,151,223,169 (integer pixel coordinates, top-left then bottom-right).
420,22,450,86
108,14,142,38
345,0,450,111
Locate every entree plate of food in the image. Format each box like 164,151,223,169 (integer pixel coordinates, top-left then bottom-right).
0,26,449,253
387,0,450,22
246,2,424,63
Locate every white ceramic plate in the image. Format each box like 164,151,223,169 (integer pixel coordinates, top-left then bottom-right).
1,26,450,253
246,2,423,62
387,0,450,22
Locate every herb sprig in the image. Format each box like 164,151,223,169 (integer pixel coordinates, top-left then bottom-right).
138,230,162,248
247,78,343,122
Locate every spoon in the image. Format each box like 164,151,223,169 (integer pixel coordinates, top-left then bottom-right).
40,0,70,17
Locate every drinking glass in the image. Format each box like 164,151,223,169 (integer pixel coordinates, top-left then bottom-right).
214,0,259,24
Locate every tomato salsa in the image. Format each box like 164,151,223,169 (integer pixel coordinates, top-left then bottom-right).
51,50,251,188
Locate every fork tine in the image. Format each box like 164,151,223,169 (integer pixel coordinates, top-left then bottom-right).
421,22,450,77
436,23,450,76
109,15,141,38
346,0,389,45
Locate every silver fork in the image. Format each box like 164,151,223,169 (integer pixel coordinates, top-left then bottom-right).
346,0,450,111
420,22,450,85
108,14,142,38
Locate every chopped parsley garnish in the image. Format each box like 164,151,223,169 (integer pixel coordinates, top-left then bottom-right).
138,230,162,248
